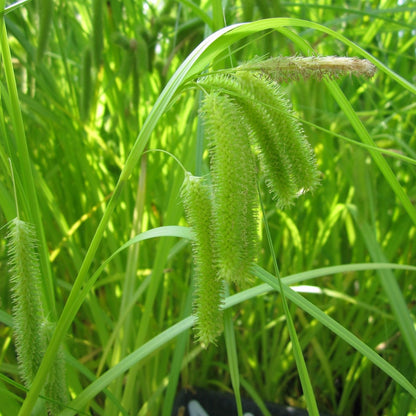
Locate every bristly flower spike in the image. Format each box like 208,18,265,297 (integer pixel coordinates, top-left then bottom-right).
183,55,376,347
7,160,45,387
181,172,223,347
197,72,320,208
239,55,377,83
7,218,45,387
202,92,258,286
235,71,320,207
7,160,67,409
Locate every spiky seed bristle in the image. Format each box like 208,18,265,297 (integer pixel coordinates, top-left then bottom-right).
202,93,258,285
198,72,320,208
7,218,45,387
181,173,224,346
238,55,377,83
236,71,320,207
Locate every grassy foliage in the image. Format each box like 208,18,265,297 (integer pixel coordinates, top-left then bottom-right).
0,1,415,415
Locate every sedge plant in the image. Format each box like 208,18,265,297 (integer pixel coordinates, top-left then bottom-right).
1,2,416,415
183,56,374,348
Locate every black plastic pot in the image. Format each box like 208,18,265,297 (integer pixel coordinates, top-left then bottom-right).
172,388,334,416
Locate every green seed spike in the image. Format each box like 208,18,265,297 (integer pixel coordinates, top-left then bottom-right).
42,321,68,413
239,55,377,83
236,71,320,206
202,93,258,285
181,173,223,346
7,218,45,387
198,72,320,208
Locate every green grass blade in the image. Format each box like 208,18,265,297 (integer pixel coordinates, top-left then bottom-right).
219,263,416,310
326,80,416,226
253,265,416,400
259,181,319,415
177,0,213,27
1,7,56,318
271,23,416,226
161,285,193,416
36,0,53,62
59,316,196,416
354,216,416,367
59,259,416,414
0,0,31,16
223,295,243,416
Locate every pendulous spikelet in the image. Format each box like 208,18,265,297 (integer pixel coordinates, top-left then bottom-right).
235,71,320,207
182,55,375,347
7,218,67,411
181,173,223,346
199,72,320,208
42,321,68,414
202,92,258,286
7,218,45,387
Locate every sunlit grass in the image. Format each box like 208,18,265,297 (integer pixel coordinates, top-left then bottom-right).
0,1,415,415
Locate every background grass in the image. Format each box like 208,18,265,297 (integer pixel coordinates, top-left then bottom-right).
0,0,415,415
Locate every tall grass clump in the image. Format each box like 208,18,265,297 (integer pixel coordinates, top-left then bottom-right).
0,1,415,415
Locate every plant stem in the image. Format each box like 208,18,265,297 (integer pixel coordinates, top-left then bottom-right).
0,6,56,318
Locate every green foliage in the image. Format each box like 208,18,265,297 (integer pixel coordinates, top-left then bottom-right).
0,1,415,415
36,0,53,62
